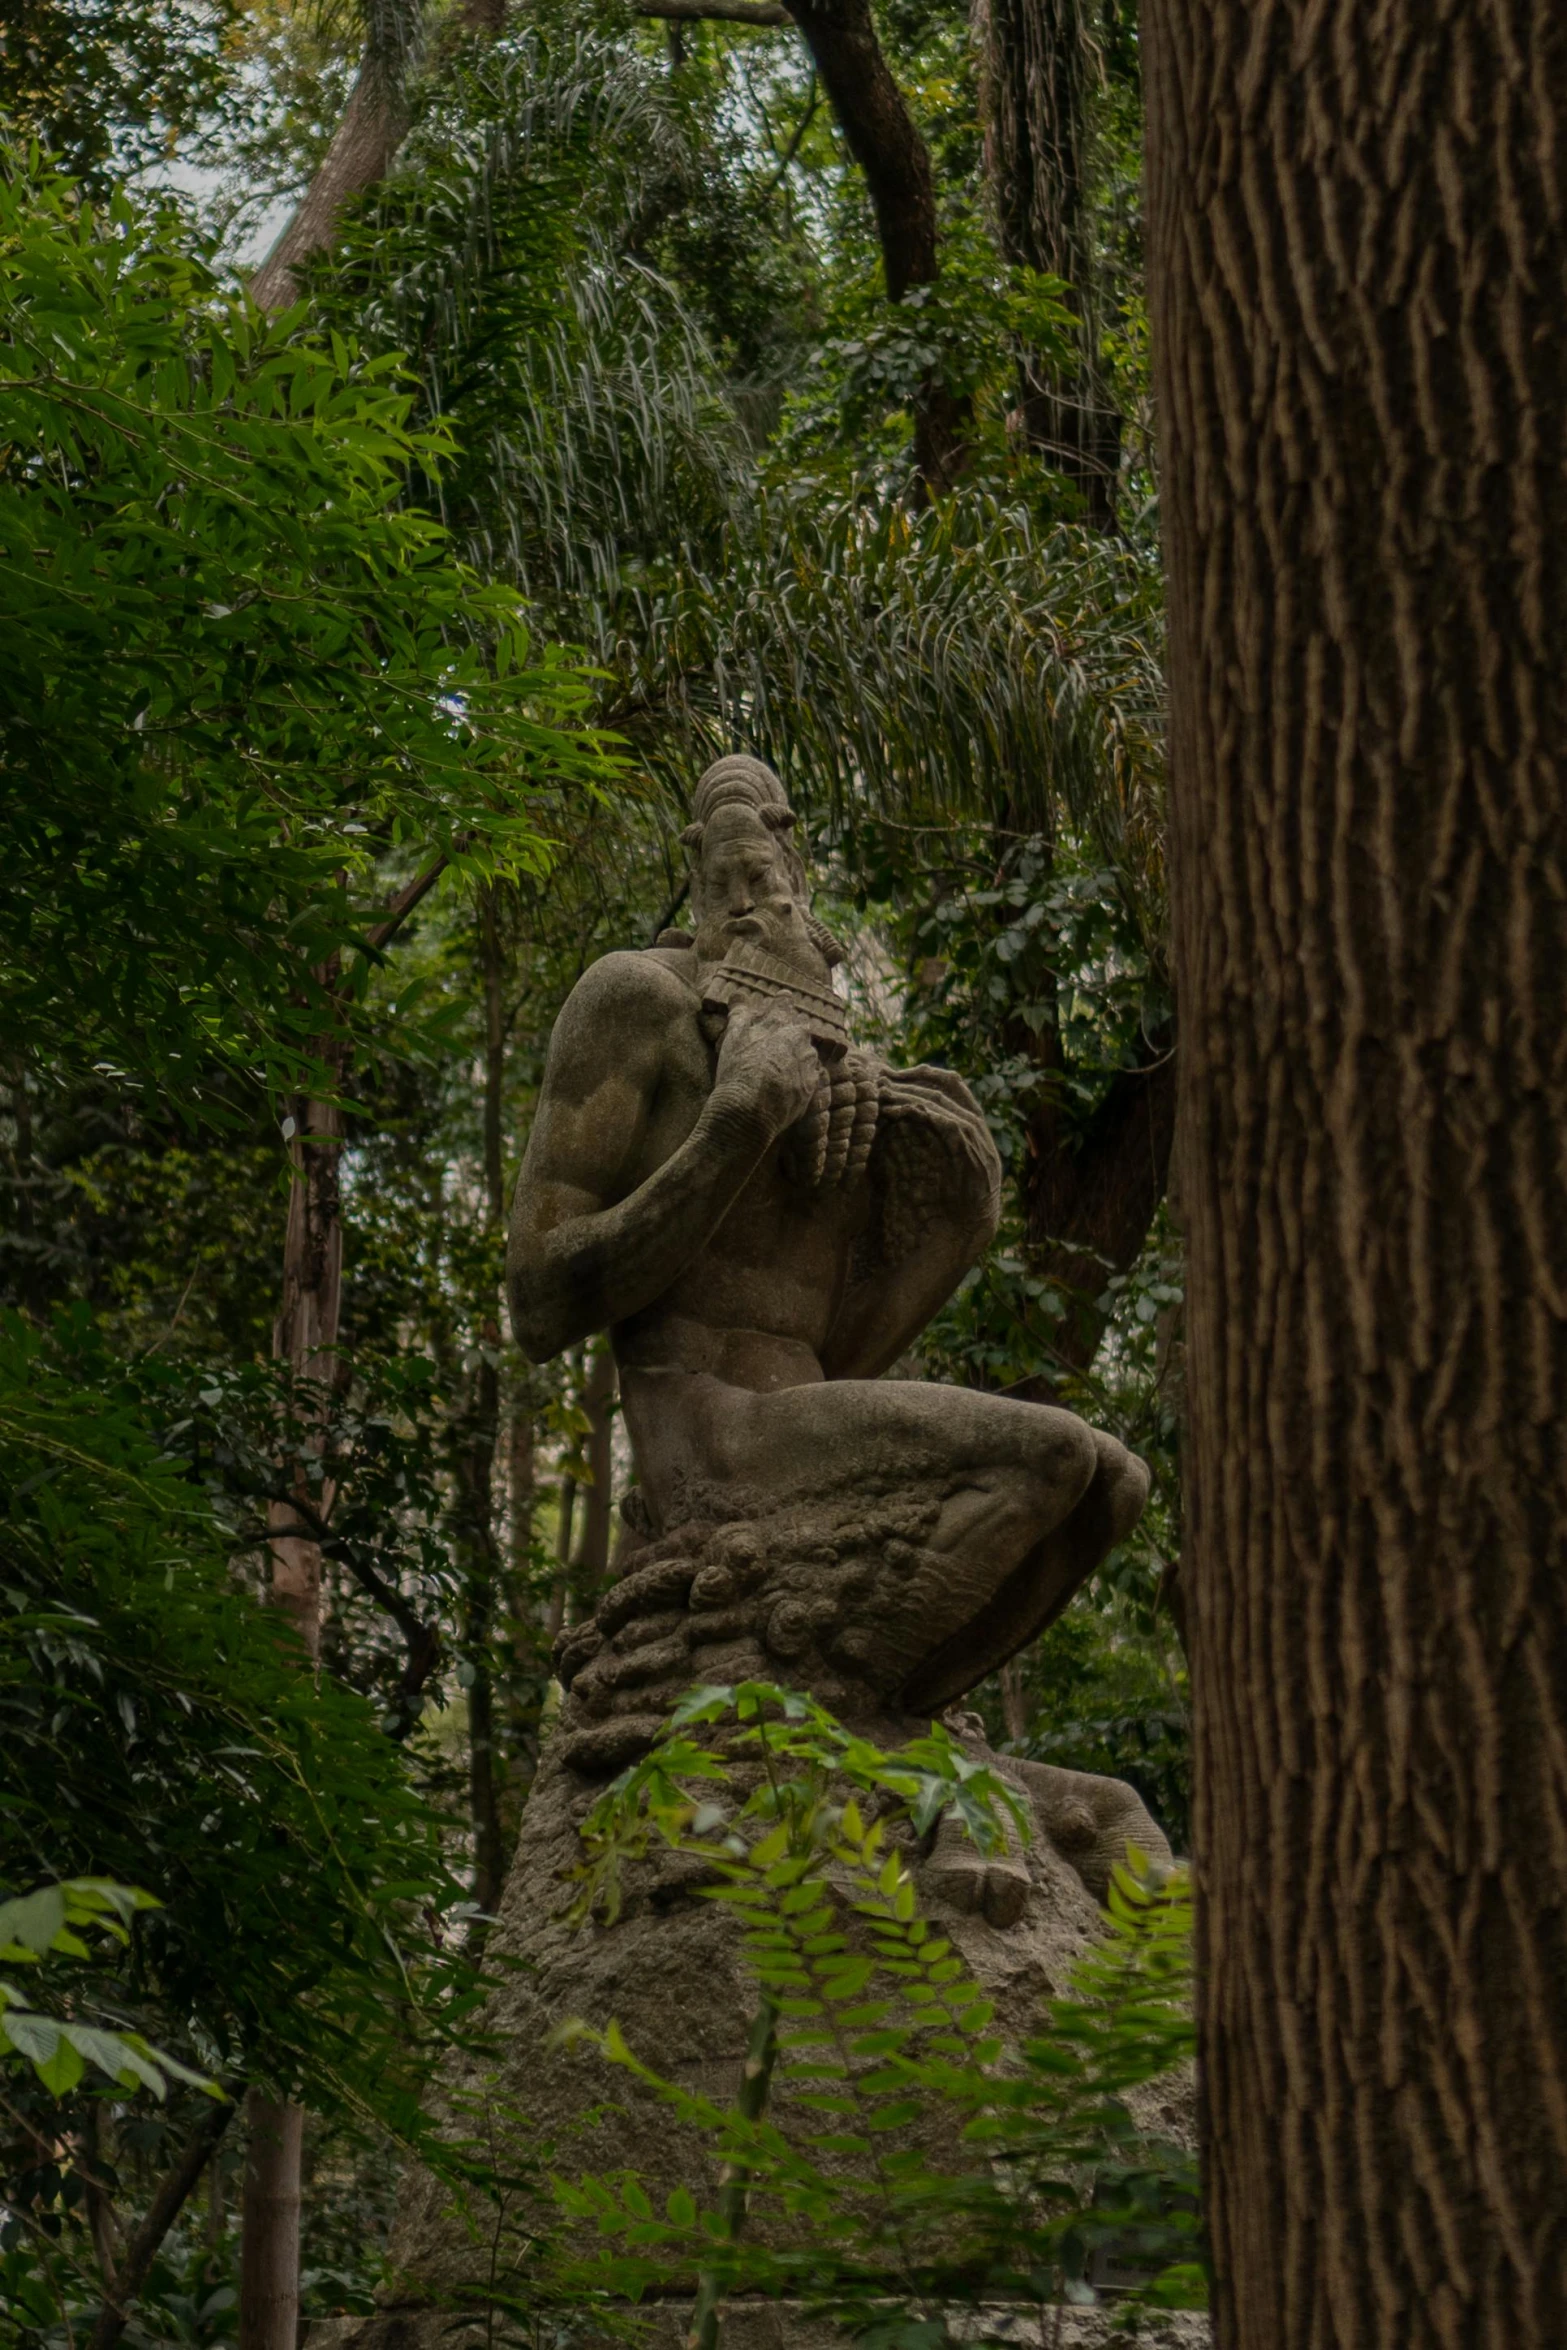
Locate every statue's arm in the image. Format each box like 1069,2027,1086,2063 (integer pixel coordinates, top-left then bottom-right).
508,957,818,1363
820,1065,1002,1380
819,1205,996,1379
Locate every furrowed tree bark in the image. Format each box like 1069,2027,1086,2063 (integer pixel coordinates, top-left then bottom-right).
1144,7,1567,2346
783,0,969,490
975,0,1120,522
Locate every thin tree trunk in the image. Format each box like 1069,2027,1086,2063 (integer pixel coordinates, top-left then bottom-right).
975,0,1120,522
241,867,444,2348
266,1062,348,1663
1144,7,1567,2346
784,0,970,490
457,886,510,1917
250,62,411,312
461,1446,506,1917
548,1464,575,1639
509,1408,535,1576
998,1657,1028,1743
689,1994,781,2350
503,1400,540,1787
89,2096,236,2350
237,2099,304,2350
243,1051,345,2350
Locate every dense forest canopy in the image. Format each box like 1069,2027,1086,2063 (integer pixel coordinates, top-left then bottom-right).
3,0,1186,2339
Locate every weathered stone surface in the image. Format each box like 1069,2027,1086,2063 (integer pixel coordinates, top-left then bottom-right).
331,756,1195,2348
505,753,1151,1707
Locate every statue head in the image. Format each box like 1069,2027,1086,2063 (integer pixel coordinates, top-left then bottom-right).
682,755,842,973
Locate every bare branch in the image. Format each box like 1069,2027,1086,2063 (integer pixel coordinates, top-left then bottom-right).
365,854,449,954
89,2095,237,2350
761,71,820,195
266,1497,443,1724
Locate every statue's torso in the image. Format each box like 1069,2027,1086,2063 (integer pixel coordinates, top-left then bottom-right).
610,949,873,1390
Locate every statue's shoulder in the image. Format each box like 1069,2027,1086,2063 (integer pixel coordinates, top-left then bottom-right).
554,946,699,1035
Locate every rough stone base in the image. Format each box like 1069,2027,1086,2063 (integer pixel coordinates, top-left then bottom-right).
322,1502,1190,2350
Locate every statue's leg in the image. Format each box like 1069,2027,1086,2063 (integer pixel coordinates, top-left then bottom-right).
904,1427,1150,1710
623,1370,1148,1703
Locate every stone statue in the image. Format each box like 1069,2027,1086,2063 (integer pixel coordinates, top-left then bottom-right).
509,753,1149,1754
337,756,1188,2350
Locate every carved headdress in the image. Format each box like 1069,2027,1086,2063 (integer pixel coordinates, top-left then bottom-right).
681,754,843,973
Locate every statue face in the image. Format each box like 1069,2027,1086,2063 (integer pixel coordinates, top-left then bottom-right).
691,810,806,962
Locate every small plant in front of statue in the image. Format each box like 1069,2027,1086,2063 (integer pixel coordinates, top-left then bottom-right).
554,1683,1204,2345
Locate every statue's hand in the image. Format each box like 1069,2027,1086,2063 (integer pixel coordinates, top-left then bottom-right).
711,1001,821,1140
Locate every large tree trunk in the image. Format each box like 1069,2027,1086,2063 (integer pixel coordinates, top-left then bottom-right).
1144,7,1567,2346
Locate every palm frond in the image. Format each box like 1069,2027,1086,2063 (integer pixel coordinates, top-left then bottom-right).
610,488,1167,962
318,29,749,622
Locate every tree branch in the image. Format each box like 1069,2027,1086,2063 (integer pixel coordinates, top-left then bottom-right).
88,2095,236,2350
1010,1025,1179,1389
251,61,411,312
365,855,449,954
762,71,820,193
783,0,934,298
266,1497,443,1725
778,0,969,488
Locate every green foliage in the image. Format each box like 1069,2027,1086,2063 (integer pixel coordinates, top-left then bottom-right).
314,27,747,628
0,0,240,191
0,7,1185,2333
0,1880,218,2100
0,1308,472,2115
619,486,1164,923
781,229,1075,470
0,147,609,1114
556,1685,1202,2335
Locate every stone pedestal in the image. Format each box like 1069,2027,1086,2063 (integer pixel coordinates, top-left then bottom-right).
334,1512,1190,2350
